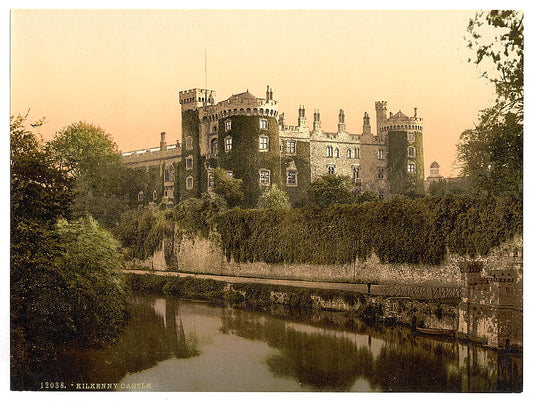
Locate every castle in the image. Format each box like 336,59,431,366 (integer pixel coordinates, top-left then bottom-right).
122,85,425,208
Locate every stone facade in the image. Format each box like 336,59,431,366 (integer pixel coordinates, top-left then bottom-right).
122,85,425,206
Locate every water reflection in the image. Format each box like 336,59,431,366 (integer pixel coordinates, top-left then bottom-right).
30,296,522,392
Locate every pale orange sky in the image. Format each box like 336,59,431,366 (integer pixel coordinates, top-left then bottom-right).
11,9,496,178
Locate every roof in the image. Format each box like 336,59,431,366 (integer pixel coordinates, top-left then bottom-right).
392,110,409,119
228,90,258,101
430,161,440,168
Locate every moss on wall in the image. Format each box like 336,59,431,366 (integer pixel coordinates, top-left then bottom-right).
177,109,201,200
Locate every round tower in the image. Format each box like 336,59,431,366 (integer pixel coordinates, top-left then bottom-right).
215,89,281,208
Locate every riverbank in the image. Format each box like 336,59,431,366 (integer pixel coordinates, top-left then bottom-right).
124,271,458,332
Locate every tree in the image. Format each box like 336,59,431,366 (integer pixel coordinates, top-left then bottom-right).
457,10,523,196
11,115,128,390
307,175,355,207
466,10,523,121
213,167,244,208
48,121,128,226
257,184,291,210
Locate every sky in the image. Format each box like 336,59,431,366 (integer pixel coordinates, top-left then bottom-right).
10,9,498,178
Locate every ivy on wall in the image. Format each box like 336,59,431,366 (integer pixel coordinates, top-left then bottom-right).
388,131,424,196
281,140,311,207
215,196,522,265
217,115,280,208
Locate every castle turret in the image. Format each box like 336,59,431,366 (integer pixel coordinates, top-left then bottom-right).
362,112,371,135
313,109,321,132
338,109,346,132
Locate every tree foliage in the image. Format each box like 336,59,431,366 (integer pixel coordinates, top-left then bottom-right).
257,184,291,210
11,115,128,390
48,121,128,226
307,175,355,207
213,167,244,208
466,10,523,121
458,10,523,196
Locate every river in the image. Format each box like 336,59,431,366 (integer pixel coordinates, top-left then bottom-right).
47,295,522,392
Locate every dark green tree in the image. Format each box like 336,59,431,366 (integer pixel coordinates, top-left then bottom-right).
11,115,128,390
307,175,355,207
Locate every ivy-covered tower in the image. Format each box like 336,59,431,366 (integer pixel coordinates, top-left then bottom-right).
215,90,281,208
177,86,280,207
376,104,425,195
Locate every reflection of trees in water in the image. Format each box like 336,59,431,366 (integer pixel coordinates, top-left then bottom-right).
28,296,198,387
220,306,520,392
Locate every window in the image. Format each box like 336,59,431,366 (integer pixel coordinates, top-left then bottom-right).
287,169,297,185
185,136,193,150
186,176,194,189
408,162,416,173
408,132,415,142
186,156,193,170
354,147,360,159
165,167,175,182
225,120,232,131
408,146,416,157
286,140,296,154
208,173,214,188
138,191,144,202
327,165,335,175
153,190,157,200
379,190,385,200
211,138,218,155
326,145,333,158
377,149,384,159
347,148,352,158
124,193,130,202
378,168,385,179
259,135,269,151
226,171,233,178
335,148,340,158
260,119,269,129
259,169,271,185
352,166,360,179
225,136,232,152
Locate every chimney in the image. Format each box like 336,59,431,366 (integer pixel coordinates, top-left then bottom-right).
160,132,167,150
414,107,418,118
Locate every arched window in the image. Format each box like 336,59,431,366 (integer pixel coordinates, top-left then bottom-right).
335,148,340,158
138,191,144,202
354,147,360,159
186,176,194,189
326,145,333,158
153,190,157,200
347,148,352,158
